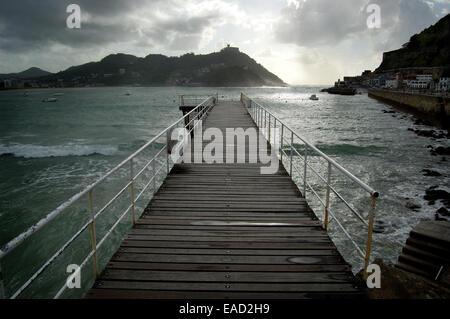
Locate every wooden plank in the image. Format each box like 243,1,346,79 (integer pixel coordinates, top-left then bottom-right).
105,261,351,272
93,281,359,293
99,270,353,283
128,228,325,237
117,247,340,256
111,253,344,264
119,240,336,249
86,289,362,299
125,235,331,242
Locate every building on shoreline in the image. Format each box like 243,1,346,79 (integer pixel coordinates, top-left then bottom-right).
334,66,449,95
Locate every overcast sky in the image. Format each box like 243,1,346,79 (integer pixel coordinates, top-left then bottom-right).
1,0,449,85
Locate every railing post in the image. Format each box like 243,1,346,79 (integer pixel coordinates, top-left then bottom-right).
88,190,99,278
0,262,5,299
363,195,377,278
273,118,277,150
130,159,135,225
303,146,308,198
259,106,261,128
264,111,267,138
268,114,271,144
166,131,170,174
152,158,156,193
289,131,294,176
280,124,284,162
324,162,332,231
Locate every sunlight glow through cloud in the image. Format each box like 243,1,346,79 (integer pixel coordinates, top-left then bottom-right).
0,0,448,85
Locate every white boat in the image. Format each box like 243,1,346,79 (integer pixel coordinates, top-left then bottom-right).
42,97,58,102
52,93,64,96
309,94,319,100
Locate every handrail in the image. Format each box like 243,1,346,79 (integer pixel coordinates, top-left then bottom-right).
241,92,378,275
242,94,378,197
0,95,216,298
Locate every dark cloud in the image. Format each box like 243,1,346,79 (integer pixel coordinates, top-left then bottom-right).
0,0,216,53
275,0,439,50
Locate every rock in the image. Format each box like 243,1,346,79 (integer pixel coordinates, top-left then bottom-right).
435,146,450,155
437,207,449,216
355,258,450,299
422,169,442,177
406,202,421,210
414,118,433,126
435,213,448,221
424,188,450,208
425,188,450,201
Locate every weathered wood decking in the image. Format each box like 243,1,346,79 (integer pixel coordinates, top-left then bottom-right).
86,100,362,299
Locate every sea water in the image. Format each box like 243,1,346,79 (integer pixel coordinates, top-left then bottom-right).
0,86,448,297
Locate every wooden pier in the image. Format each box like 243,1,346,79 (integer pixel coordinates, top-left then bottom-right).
86,100,363,299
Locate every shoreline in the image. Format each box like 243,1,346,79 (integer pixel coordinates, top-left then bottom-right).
368,89,450,130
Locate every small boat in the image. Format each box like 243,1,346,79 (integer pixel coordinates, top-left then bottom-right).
53,93,64,96
125,91,131,96
42,97,58,102
309,94,319,100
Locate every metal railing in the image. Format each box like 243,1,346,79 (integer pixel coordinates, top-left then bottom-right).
241,93,379,275
179,94,218,106
0,95,217,299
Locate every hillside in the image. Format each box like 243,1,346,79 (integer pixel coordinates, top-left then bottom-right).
41,47,286,87
0,67,53,79
376,14,450,72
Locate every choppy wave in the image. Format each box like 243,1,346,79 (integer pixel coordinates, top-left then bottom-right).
315,143,386,156
0,143,118,158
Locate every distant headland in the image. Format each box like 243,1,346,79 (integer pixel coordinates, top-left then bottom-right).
0,45,286,89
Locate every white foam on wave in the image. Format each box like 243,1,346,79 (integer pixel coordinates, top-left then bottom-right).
0,143,118,158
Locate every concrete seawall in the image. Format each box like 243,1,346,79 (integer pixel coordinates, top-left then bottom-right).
368,89,450,120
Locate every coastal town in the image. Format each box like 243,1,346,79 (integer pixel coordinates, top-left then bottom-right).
335,66,450,94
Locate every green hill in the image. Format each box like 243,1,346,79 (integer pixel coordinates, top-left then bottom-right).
0,67,53,79
375,14,450,72
42,47,286,87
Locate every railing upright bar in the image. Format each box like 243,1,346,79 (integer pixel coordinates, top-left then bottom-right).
280,124,284,162
0,263,5,299
166,131,170,174
289,131,294,176
152,158,156,193
88,190,98,278
303,146,308,198
130,159,136,225
264,111,267,137
364,195,377,276
324,162,332,231
268,114,271,144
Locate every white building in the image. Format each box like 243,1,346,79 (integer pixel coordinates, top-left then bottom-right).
438,77,450,92
408,80,430,89
417,74,432,83
385,77,398,89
